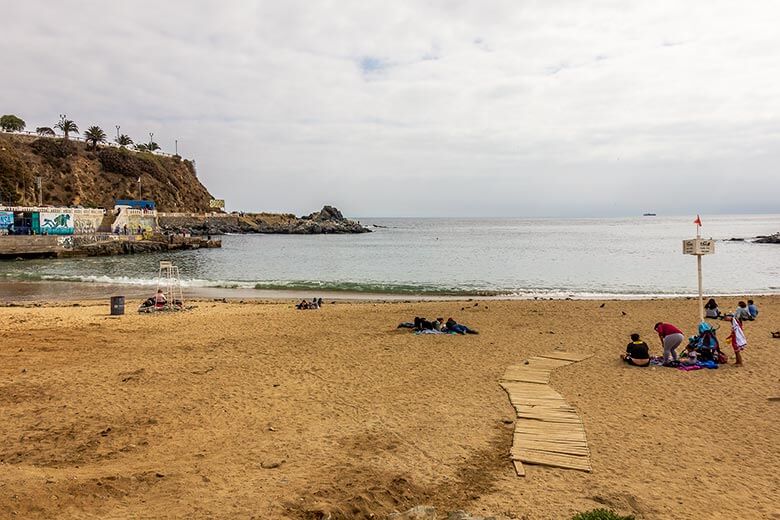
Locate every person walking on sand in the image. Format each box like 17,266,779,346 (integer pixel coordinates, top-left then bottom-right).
654,322,684,366
726,316,747,366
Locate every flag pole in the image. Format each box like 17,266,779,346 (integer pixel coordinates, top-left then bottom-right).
695,215,703,323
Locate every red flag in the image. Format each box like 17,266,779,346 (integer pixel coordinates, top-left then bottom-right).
694,215,702,226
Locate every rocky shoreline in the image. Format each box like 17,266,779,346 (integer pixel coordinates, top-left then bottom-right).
158,205,370,235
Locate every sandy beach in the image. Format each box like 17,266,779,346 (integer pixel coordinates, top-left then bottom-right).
0,296,778,519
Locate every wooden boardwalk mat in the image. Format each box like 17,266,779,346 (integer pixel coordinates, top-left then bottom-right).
500,351,593,476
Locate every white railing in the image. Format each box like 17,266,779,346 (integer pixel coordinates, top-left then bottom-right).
158,212,232,218
0,205,105,216
0,129,179,158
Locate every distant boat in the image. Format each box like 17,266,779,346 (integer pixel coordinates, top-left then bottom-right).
643,213,656,216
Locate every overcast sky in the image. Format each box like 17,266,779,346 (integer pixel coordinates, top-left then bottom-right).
3,1,780,217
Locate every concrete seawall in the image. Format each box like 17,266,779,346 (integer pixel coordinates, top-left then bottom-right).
0,235,221,259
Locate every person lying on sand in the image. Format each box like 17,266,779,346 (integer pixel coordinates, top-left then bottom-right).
445,318,478,335
621,333,650,367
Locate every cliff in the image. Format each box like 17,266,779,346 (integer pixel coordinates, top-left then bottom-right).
0,133,214,211
158,205,371,235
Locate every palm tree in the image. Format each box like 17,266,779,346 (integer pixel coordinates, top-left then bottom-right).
55,114,79,139
84,125,107,149
36,127,55,136
135,141,160,153
115,134,133,147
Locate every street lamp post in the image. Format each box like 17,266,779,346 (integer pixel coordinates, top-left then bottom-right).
175,139,178,156
116,125,120,141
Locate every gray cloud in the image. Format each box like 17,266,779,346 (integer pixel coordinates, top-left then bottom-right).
2,0,780,216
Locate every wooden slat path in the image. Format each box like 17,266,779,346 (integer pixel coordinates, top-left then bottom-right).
500,351,593,476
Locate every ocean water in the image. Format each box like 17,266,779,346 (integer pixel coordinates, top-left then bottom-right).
1,215,778,298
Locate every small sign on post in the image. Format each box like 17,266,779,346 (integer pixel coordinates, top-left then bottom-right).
682,215,714,323
682,238,715,256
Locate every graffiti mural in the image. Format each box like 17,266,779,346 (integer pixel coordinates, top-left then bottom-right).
37,212,75,235
0,211,12,229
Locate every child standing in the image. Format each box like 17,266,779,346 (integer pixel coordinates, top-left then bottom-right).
726,317,747,366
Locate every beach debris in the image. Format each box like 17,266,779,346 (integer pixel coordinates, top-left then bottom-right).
388,505,438,520
621,311,627,316
768,397,780,402
119,368,145,383
771,331,780,338
191,366,215,375
99,427,112,437
260,459,285,469
599,303,605,308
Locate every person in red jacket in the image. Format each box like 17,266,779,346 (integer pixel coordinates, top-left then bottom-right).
654,322,684,366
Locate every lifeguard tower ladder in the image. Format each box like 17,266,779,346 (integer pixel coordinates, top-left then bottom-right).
157,261,184,309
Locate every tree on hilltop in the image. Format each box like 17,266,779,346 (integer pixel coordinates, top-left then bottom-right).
55,114,79,139
134,141,160,152
115,134,133,147
36,126,56,136
84,125,107,149
0,114,26,132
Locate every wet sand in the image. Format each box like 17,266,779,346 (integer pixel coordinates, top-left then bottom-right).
0,297,778,519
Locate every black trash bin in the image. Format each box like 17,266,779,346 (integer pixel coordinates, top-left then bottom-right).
110,296,125,316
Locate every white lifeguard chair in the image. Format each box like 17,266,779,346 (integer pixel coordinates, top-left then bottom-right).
157,261,184,309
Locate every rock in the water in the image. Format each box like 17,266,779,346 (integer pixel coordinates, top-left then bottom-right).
158,205,370,235
754,233,780,244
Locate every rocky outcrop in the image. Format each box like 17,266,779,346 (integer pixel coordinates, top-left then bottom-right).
754,233,780,244
0,133,215,211
62,237,220,257
158,206,370,235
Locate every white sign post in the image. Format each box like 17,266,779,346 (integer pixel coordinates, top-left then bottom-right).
682,220,715,323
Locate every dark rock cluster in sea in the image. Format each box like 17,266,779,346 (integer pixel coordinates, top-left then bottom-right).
754,233,780,244
157,205,371,236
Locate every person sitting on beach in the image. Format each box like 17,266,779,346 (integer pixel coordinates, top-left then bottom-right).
433,318,445,331
704,298,721,318
296,300,308,309
654,322,684,366
621,333,650,367
154,289,167,308
317,297,323,307
682,344,698,366
733,301,753,321
445,318,478,335
747,299,759,319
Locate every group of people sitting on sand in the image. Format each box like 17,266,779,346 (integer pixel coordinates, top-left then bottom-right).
621,299,757,369
704,298,758,321
296,298,323,310
397,316,479,335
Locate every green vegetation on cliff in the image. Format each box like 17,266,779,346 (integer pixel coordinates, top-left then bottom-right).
0,133,214,211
